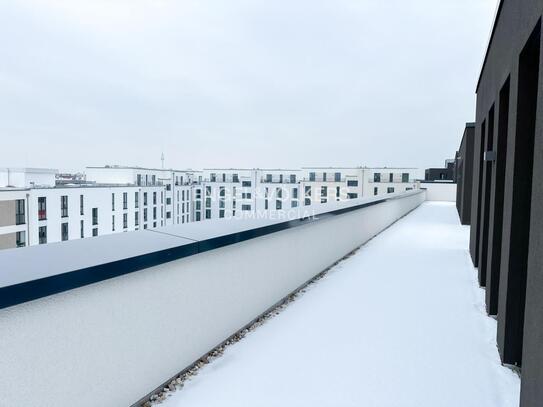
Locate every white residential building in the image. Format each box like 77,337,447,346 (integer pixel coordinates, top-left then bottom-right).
86,166,199,226
362,167,418,196
0,165,420,250
0,167,178,250
300,167,418,205
194,169,302,221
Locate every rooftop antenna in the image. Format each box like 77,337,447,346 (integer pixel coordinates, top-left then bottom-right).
161,152,165,169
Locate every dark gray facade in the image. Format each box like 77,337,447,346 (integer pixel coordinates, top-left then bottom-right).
424,161,455,181
455,123,475,225
466,1,543,406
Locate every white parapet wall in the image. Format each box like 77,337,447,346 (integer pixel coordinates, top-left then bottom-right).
420,182,457,202
0,191,425,407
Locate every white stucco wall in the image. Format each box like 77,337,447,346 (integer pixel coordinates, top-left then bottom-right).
0,191,424,407
421,183,457,202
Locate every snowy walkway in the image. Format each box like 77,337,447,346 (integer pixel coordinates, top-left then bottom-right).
161,202,520,407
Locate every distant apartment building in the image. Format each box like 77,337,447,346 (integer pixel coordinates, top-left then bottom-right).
194,169,301,221
0,165,420,249
85,166,198,226
0,167,189,250
301,167,418,204
424,159,456,182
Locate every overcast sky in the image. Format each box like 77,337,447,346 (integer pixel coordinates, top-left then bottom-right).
0,0,497,172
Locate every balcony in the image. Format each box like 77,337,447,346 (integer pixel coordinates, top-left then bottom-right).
304,177,346,183
369,177,412,183
159,202,520,407
0,189,518,407
260,177,298,184
208,176,240,183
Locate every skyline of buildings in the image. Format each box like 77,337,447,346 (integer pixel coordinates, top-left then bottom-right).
0,164,427,251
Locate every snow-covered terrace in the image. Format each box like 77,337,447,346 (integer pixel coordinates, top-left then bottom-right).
160,202,520,407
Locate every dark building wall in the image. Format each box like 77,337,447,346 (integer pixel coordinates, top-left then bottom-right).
424,166,454,181
471,1,543,406
455,123,475,225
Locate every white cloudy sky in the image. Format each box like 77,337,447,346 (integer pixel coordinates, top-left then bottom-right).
0,0,497,172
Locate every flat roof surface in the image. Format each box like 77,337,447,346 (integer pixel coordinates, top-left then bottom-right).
161,202,520,407
86,166,196,172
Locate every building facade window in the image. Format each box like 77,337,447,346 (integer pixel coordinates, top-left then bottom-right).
293,188,298,199
242,181,251,187
219,209,225,218
347,193,358,199
61,222,69,241
144,192,148,206
205,209,211,219
38,197,47,220
321,186,327,197
123,213,128,229
112,215,115,231
402,173,409,183
323,172,327,182
336,186,340,198
92,228,98,237
80,220,84,238
153,207,157,220
290,174,296,183
123,192,128,209
112,193,115,211
374,173,381,183
80,195,84,215
16,231,26,247
309,172,316,181
15,199,25,225
374,187,378,196
92,208,98,225
389,173,394,182
347,180,358,187
135,192,139,208
144,208,148,222
335,172,341,182
153,192,157,205
276,200,282,210
61,195,68,218
135,212,139,226
39,226,47,244
242,204,251,211
387,187,395,193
